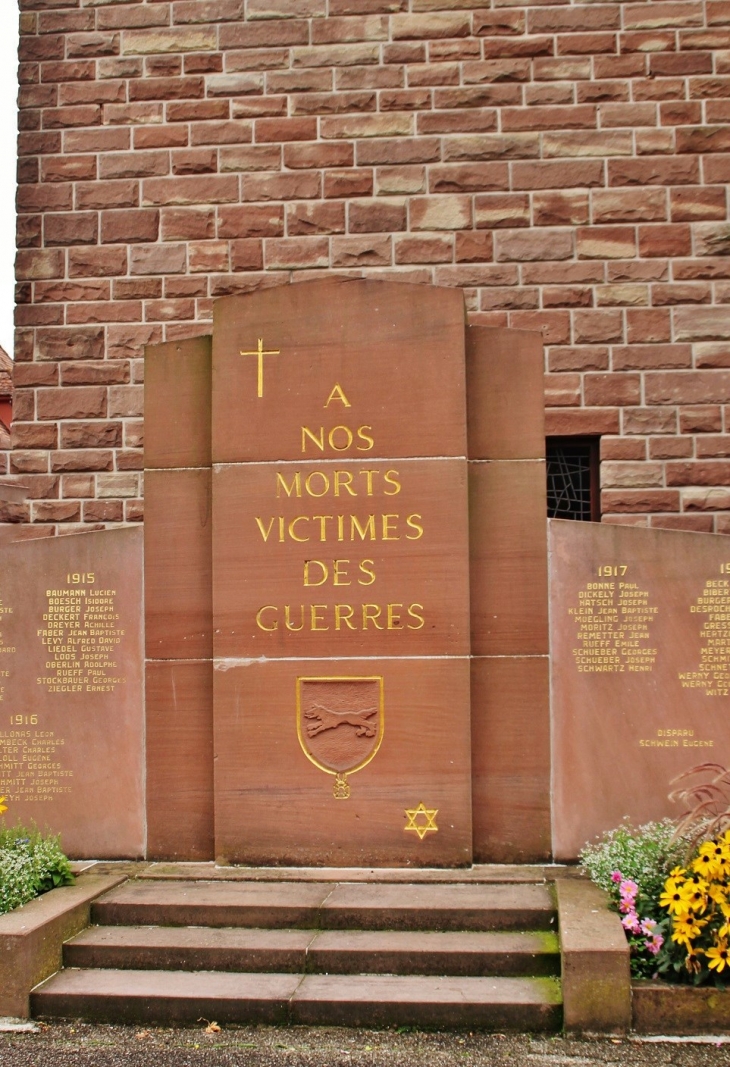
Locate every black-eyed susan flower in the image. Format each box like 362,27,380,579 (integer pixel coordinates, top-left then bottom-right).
707,942,730,972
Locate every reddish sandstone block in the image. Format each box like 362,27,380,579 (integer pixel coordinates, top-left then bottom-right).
348,197,407,232
455,232,494,263
574,311,625,344
418,109,498,135
61,422,123,449
324,169,374,198
76,179,140,210
394,233,453,264
44,212,98,246
264,236,330,269
410,195,472,229
37,386,107,421
242,171,320,201
601,436,647,460
255,117,317,143
609,156,700,185
286,201,345,236
696,435,730,457
143,175,239,205
428,163,510,194
188,241,230,273
475,193,530,229
647,371,730,405
601,488,680,512
532,191,589,226
591,188,667,223
601,460,664,488
495,228,573,262
16,249,64,281
549,346,609,372
68,247,128,278
31,500,81,523
284,142,354,169
679,406,723,433
626,309,671,343
638,224,692,257
375,165,425,195
229,239,264,271
331,234,391,267
613,344,692,370
577,227,636,259
101,209,160,244
355,136,440,165
671,186,727,221
543,287,592,309
41,155,98,182
510,310,571,345
512,160,604,189
34,326,106,363
545,372,581,406
61,362,130,386
666,460,730,486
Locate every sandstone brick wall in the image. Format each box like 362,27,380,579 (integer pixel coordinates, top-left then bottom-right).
8,0,730,534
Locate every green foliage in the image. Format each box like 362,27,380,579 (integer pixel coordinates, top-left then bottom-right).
0,824,74,916
580,818,690,908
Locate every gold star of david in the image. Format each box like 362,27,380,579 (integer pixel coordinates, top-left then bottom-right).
404,802,439,839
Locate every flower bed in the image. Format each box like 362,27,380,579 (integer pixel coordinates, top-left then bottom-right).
582,812,730,990
0,819,74,916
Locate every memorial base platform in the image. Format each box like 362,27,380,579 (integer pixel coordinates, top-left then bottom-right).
31,867,566,1031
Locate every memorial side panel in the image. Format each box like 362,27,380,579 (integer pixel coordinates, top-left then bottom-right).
0,528,145,858
550,519,730,861
213,657,472,867
146,659,214,861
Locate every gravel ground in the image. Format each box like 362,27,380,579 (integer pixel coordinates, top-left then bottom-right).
1,1024,730,1067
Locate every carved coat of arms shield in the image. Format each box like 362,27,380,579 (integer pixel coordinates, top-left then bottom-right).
296,676,384,799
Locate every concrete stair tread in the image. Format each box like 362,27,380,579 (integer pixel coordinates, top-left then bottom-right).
92,880,554,931
139,863,557,883
32,969,562,1029
65,926,559,976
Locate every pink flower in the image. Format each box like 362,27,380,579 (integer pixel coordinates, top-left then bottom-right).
640,918,657,935
645,934,664,955
620,879,639,899
621,911,641,934
611,871,623,884
619,898,634,913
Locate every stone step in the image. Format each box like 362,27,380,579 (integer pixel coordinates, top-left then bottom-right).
91,880,555,932
31,969,562,1030
65,926,560,977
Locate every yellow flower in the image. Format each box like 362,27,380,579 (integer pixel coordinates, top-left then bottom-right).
670,865,687,878
685,948,704,974
0,796,6,815
660,882,695,915
708,883,728,907
683,885,708,913
707,942,730,972
672,913,707,945
693,843,719,878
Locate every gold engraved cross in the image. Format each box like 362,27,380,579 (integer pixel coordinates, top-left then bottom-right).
239,337,280,398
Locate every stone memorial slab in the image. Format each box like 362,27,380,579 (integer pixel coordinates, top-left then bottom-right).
0,527,144,858
211,279,472,866
144,336,214,861
550,518,730,861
